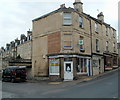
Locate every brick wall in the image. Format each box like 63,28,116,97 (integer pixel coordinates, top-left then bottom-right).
48,32,61,54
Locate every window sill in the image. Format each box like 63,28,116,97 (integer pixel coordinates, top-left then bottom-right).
79,26,84,29
95,31,99,34
63,47,73,50
49,73,60,75
80,49,85,52
63,24,72,26
96,50,100,52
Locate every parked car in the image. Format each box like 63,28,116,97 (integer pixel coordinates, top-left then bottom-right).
2,66,27,82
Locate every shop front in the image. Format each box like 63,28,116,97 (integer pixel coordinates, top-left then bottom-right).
92,54,104,75
48,54,92,81
104,52,113,71
112,55,118,69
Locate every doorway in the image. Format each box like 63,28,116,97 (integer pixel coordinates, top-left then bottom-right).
64,62,73,81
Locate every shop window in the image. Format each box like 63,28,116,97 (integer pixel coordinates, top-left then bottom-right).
113,57,117,65
49,58,60,75
79,36,85,52
63,13,72,25
95,23,98,33
77,58,87,73
96,39,100,52
79,16,83,28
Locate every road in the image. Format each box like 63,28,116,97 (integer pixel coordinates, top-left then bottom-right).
2,70,118,98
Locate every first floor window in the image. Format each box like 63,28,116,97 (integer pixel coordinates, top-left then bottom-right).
79,36,85,52
113,43,116,52
96,39,100,52
106,41,109,51
63,41,73,49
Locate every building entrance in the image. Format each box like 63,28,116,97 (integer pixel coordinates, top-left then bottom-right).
64,61,73,81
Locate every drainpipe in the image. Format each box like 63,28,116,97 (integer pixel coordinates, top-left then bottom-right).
89,18,93,76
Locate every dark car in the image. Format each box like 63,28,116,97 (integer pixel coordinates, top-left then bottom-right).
2,66,27,82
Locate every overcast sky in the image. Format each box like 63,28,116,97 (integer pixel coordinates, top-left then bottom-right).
0,0,119,47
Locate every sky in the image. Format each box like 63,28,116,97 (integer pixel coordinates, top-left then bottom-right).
0,0,119,47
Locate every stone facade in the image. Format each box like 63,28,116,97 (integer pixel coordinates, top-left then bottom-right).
0,31,32,79
0,0,118,81
32,0,118,80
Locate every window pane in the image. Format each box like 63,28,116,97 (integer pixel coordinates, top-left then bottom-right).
79,17,83,28
95,23,98,32
64,19,72,25
64,41,72,49
63,13,72,25
64,13,71,18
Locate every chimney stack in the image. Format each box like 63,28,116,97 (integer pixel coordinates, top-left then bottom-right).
60,4,65,8
73,0,83,13
97,12,104,22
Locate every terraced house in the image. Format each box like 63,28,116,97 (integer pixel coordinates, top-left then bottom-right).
0,31,32,79
32,0,118,81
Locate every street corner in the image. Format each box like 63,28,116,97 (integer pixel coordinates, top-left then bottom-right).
48,82,63,85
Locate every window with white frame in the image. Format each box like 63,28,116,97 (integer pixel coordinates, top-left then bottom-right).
63,13,72,25
79,16,83,28
49,58,60,75
77,58,87,73
96,39,100,52
95,23,98,32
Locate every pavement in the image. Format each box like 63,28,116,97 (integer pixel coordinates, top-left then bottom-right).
27,68,119,85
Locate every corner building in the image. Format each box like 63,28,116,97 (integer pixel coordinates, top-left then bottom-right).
32,0,118,81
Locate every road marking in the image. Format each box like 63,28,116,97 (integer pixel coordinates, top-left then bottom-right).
48,82,62,85
83,78,93,81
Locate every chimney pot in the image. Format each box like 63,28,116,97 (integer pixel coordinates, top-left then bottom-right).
60,4,65,8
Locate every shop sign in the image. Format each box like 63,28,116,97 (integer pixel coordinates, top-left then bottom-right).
78,40,84,45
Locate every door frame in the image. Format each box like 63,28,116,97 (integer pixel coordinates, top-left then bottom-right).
64,61,73,81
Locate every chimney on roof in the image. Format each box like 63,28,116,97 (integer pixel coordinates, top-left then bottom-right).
10,41,15,48
20,34,26,40
60,4,65,8
73,0,83,13
97,12,104,22
6,43,10,50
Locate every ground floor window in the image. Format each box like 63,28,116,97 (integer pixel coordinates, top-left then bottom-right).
49,58,60,75
113,57,118,66
77,58,87,74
